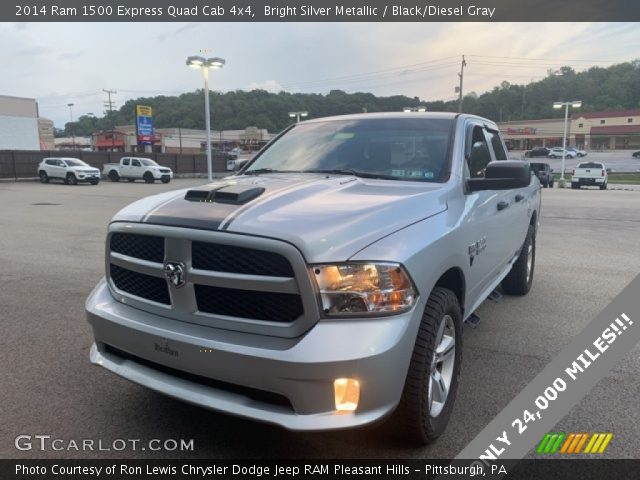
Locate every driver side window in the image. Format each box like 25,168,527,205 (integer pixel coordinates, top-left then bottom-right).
466,126,491,178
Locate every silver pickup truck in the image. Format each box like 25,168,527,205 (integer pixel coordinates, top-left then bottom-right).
86,112,540,444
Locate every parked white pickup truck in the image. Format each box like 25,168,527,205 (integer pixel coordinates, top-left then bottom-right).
571,161,607,190
103,157,173,184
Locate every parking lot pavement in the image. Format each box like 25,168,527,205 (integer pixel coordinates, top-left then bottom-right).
1,180,639,459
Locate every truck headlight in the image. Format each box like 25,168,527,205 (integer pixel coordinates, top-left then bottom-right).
311,263,416,316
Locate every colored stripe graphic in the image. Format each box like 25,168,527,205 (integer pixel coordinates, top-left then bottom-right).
540,432,613,454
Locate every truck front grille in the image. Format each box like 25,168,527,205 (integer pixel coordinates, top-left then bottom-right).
109,264,170,305
106,226,317,337
110,233,164,263
192,241,294,277
194,285,303,322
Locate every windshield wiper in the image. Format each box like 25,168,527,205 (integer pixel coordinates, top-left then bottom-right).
303,169,398,180
244,168,299,175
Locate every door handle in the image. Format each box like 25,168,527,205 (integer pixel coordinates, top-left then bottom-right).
515,194,524,202
497,201,509,211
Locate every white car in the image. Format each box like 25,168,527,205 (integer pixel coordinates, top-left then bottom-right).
103,157,173,183
567,147,587,157
38,157,101,185
547,148,577,159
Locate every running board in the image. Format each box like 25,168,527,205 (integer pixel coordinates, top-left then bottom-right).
488,289,503,303
464,313,481,328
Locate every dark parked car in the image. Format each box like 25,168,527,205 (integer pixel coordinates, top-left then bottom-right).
530,162,554,188
525,147,550,158
633,151,640,158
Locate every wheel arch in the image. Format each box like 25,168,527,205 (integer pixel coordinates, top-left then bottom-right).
432,267,466,317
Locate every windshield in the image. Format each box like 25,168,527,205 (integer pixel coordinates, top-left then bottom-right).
139,159,158,166
245,117,454,182
63,159,87,167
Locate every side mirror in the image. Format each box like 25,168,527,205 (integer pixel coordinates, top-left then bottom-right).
467,161,531,192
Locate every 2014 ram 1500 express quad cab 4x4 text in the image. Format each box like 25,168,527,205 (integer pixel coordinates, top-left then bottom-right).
86,113,540,444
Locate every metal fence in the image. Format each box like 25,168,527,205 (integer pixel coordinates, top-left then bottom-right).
0,150,229,179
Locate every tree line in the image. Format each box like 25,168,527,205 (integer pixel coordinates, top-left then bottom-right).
61,60,640,137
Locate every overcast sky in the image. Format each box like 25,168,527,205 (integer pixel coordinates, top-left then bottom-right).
1,22,638,128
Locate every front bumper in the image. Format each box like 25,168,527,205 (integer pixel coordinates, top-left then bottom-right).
86,279,421,431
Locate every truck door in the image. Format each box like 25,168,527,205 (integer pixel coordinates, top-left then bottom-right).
485,128,531,265
130,159,142,178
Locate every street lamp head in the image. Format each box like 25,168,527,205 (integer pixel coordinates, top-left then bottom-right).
299,111,308,117
186,56,206,68
572,101,582,108
553,102,563,109
206,57,225,69
289,113,296,118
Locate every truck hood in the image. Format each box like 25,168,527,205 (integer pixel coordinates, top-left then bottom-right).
112,173,448,262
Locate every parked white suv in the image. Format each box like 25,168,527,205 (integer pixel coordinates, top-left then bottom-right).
38,157,101,185
547,147,577,159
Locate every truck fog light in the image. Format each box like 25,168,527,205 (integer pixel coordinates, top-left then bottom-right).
334,378,360,411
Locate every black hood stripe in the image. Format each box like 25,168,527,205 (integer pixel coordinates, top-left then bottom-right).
141,176,320,231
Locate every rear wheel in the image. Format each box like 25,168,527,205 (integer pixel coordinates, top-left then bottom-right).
65,173,77,185
39,171,49,183
394,287,462,444
108,170,120,182
571,183,579,189
143,172,155,184
502,225,535,295
600,182,607,190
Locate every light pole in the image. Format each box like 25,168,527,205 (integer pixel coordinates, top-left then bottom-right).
553,100,582,182
67,103,75,150
187,55,225,182
288,111,308,123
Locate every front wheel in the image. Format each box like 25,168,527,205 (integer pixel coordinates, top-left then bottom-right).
502,225,535,295
143,172,155,184
65,173,77,185
161,178,171,184
394,287,463,444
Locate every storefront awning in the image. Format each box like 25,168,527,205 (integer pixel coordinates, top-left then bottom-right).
96,140,125,147
590,125,640,135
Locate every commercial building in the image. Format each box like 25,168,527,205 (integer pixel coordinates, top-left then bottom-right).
571,109,640,150
0,95,40,150
91,125,274,153
499,109,640,151
37,118,55,150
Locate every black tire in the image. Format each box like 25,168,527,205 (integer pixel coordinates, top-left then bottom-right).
161,178,170,184
143,172,155,184
393,287,463,445
549,181,554,188
108,170,120,182
502,224,535,295
39,171,49,183
90,179,100,185
600,182,607,190
65,173,77,185
571,183,579,189
127,178,135,183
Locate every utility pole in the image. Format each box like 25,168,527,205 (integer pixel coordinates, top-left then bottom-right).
457,55,466,113
67,103,74,150
103,88,117,151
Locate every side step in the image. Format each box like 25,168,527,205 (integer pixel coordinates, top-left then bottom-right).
464,312,481,328
488,289,503,303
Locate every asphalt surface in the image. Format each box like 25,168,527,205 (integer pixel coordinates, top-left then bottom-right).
1,179,639,459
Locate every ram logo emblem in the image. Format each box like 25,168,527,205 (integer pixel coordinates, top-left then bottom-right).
164,261,186,288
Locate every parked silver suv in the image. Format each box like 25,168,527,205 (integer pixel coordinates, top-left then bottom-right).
86,113,540,443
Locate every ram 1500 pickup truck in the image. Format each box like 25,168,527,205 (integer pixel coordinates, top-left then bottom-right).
103,157,173,184
86,112,540,443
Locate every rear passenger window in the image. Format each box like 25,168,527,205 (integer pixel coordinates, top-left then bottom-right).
466,126,491,178
45,160,55,166
132,160,141,167
486,130,507,160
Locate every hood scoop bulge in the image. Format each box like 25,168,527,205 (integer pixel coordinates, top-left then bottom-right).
185,185,266,205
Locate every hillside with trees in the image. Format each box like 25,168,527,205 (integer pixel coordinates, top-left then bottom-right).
62,60,640,137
